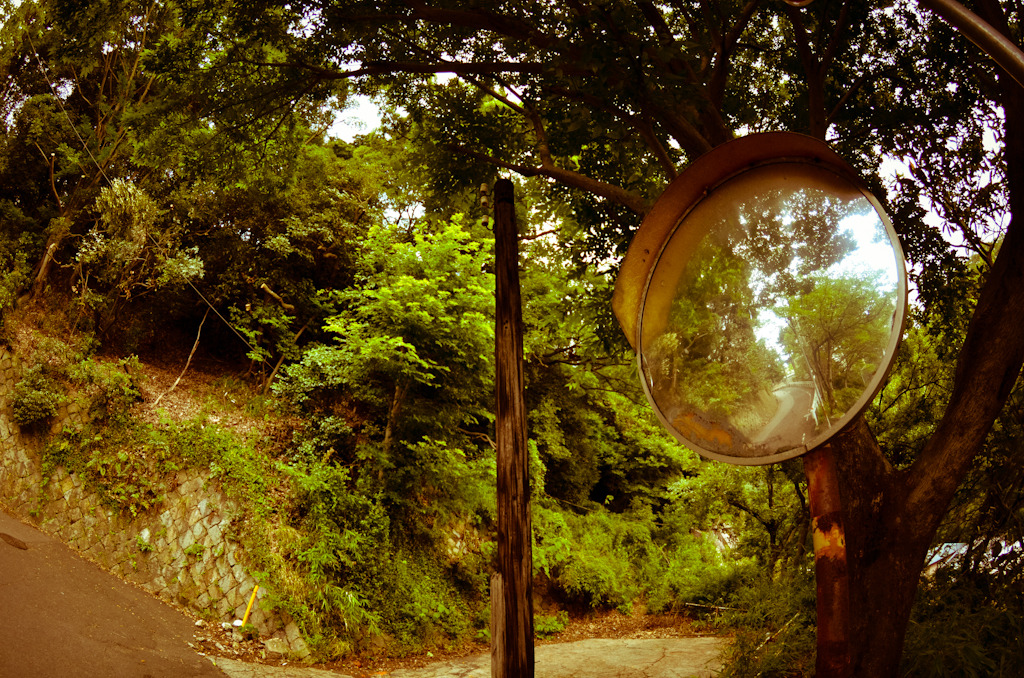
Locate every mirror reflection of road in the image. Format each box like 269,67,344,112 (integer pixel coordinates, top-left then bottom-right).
753,381,818,451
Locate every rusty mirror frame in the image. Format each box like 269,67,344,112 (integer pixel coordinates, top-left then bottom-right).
612,132,908,465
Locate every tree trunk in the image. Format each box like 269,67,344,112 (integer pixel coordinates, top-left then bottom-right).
30,242,58,299
829,419,960,676
382,381,408,459
804,446,851,677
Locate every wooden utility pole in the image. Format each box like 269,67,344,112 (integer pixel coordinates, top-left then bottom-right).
490,179,535,678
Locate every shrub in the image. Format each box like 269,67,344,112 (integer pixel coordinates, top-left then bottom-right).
647,536,754,615
67,356,142,426
534,610,569,638
901,568,1024,676
11,366,63,427
259,461,483,654
537,506,661,612
715,569,817,678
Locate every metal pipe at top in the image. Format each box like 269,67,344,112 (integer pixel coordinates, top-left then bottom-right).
917,0,1024,90
785,0,1024,91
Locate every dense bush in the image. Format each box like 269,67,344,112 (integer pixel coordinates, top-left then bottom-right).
12,366,63,427
715,569,817,678
901,564,1024,676
254,460,481,655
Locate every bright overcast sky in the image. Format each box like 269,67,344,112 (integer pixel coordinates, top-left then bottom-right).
328,95,381,141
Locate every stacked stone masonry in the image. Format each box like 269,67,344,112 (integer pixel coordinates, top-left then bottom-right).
0,349,311,660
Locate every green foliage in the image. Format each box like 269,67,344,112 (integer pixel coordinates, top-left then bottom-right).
153,417,274,514
902,566,1024,677
533,501,744,616
0,228,30,325
81,179,157,284
252,460,479,653
40,425,171,517
40,428,92,479
67,355,142,426
715,569,817,678
669,461,809,574
778,272,895,416
534,610,569,639
184,543,206,558
278,216,493,418
276,216,498,534
647,537,753,616
552,509,648,612
12,365,64,427
84,444,166,517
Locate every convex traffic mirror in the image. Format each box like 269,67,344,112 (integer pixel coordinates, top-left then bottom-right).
613,133,907,465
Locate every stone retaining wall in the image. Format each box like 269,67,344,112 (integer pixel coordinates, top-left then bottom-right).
0,348,311,660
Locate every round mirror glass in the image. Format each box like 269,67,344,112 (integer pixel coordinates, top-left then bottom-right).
638,160,906,464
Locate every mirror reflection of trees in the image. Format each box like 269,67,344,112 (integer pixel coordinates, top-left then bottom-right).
727,186,858,305
645,238,784,455
642,177,899,458
778,273,895,421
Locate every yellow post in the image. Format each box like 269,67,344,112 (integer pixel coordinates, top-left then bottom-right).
241,585,260,627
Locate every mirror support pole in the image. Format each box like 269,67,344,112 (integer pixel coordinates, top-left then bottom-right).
804,445,851,677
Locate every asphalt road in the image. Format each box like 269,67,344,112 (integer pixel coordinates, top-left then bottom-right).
0,507,225,678
0,507,725,678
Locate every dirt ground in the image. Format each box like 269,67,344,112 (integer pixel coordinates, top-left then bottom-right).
258,605,720,678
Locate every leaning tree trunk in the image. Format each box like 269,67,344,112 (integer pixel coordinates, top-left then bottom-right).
824,4,1024,673
830,64,1024,673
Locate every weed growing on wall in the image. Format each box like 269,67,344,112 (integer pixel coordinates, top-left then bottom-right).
32,353,166,516
42,424,179,516
11,365,64,428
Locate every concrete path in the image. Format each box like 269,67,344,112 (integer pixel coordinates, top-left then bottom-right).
211,637,725,678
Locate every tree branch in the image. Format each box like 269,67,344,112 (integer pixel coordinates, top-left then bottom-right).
243,58,573,80
786,4,827,138
446,140,649,215
542,84,679,179
403,1,561,50
906,0,1024,518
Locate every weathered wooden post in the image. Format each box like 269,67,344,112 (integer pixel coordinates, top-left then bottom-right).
490,178,535,678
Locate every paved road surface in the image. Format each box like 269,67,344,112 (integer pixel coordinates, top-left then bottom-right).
2,506,725,678
0,508,226,678
212,637,725,678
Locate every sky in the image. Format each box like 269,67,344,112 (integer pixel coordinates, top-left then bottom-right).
328,95,381,142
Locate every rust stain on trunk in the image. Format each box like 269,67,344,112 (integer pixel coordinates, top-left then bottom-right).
804,445,852,678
